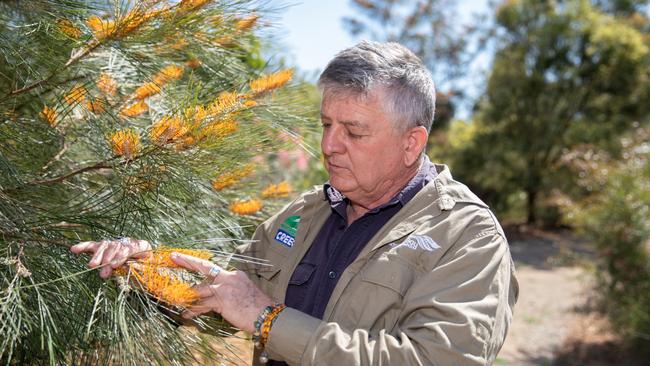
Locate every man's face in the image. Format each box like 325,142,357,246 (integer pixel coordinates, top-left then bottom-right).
320,90,410,206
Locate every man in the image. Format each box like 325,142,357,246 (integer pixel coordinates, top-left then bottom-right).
72,41,518,365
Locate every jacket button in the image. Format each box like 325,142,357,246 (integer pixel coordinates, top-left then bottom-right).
328,270,337,279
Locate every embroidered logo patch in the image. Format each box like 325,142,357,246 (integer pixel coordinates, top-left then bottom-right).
391,235,440,252
274,215,301,248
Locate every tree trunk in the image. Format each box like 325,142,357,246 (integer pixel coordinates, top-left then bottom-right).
526,187,537,225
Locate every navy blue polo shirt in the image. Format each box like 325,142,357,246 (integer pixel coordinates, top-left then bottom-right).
284,157,437,319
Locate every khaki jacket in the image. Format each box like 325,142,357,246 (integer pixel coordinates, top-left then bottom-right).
237,164,518,365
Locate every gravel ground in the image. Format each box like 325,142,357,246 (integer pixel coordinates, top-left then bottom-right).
496,228,595,366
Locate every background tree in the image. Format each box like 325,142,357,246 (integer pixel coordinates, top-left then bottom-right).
343,0,489,130
449,0,650,224
0,0,309,364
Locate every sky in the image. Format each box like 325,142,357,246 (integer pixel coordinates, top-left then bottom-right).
272,0,492,119
275,0,491,74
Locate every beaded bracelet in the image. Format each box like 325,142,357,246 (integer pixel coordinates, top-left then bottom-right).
252,305,274,348
252,303,286,364
259,304,286,348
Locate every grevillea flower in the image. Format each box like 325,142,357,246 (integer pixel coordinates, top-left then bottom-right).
86,8,161,40
109,129,140,159
144,246,213,268
86,99,106,114
261,181,292,198
120,100,149,118
209,91,240,115
150,116,190,144
153,65,184,84
211,165,254,191
230,199,263,215
235,14,259,31
57,19,82,38
64,85,87,105
249,69,294,95
86,15,115,40
186,59,202,68
133,82,162,100
200,119,238,140
97,73,118,96
129,264,198,307
178,0,212,12
40,106,57,126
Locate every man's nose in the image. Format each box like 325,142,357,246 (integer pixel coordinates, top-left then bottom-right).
321,126,345,155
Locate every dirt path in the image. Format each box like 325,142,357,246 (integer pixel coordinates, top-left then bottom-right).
496,228,595,366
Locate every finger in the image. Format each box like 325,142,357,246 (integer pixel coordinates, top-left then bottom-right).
88,241,109,268
70,241,99,254
170,252,216,276
99,265,113,279
131,240,152,259
101,242,121,268
111,245,131,269
181,302,213,319
193,284,220,299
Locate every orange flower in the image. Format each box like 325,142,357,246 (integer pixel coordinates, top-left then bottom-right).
86,99,106,114
200,119,238,140
178,0,212,12
86,15,116,40
133,82,162,100
64,84,87,105
57,19,82,38
87,8,161,40
40,106,57,126
97,73,118,96
144,246,213,268
129,264,198,307
208,91,240,116
211,165,254,191
230,199,263,215
186,59,202,68
250,69,294,94
109,129,140,159
236,14,259,31
150,116,190,144
214,35,235,48
261,181,292,198
153,64,184,84
120,100,149,118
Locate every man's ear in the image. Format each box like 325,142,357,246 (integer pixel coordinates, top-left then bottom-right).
403,126,428,166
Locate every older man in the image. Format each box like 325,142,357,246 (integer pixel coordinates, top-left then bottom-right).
72,41,518,365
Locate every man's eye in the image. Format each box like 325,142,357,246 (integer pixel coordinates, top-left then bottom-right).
348,132,362,139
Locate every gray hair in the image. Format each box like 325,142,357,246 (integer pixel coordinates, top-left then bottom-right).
318,40,436,132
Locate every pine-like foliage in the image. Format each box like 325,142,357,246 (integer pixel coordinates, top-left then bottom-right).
0,0,307,364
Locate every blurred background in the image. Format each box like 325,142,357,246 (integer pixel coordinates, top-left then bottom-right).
271,1,650,365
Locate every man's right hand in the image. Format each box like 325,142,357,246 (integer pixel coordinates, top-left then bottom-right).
70,238,152,278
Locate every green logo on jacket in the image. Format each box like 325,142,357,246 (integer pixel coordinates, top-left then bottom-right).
280,215,301,236
275,215,301,248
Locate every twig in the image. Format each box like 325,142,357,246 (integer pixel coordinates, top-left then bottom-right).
1,42,99,101
28,161,112,186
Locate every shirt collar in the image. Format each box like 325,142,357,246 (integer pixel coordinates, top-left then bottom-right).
323,155,438,215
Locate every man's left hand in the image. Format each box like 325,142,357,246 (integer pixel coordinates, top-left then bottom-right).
171,252,275,333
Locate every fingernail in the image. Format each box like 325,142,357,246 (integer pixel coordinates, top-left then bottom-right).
171,252,178,259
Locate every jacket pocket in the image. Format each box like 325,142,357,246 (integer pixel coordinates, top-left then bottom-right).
288,262,316,285
360,254,415,296
345,254,416,331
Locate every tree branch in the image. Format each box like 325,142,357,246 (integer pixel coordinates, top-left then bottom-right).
28,161,112,186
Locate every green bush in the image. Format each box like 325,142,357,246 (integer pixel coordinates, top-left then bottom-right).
570,127,650,348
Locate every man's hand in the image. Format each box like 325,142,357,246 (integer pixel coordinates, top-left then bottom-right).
70,238,152,278
171,252,275,333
